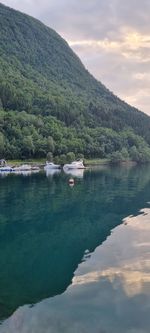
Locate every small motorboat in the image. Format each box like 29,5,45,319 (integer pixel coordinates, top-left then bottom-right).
12,164,32,172
31,166,40,171
0,166,13,172
0,159,13,172
63,160,85,170
44,162,61,170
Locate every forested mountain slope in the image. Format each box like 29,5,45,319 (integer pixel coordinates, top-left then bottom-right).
0,3,150,161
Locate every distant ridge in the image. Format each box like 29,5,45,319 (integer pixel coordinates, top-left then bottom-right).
0,3,150,160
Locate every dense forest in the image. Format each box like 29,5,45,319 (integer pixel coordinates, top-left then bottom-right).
0,3,150,162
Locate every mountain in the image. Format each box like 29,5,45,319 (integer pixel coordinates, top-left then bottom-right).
0,3,150,161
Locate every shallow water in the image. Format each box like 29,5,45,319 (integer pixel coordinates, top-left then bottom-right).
0,165,150,332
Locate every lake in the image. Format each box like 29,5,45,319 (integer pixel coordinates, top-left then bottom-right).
0,164,150,333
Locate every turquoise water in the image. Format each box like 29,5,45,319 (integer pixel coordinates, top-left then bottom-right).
0,165,150,332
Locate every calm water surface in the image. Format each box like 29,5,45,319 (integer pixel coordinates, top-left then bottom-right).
0,165,150,332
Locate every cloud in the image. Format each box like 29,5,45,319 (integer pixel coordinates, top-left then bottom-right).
1,0,150,115
68,28,150,114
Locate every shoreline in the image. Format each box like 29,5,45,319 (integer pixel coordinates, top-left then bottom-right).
6,158,140,168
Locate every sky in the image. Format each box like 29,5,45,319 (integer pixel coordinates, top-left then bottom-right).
1,0,150,115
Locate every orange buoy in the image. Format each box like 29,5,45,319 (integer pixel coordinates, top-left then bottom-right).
69,178,74,186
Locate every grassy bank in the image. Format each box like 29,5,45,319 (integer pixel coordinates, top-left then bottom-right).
84,158,110,166
7,158,141,167
7,158,110,167
7,158,46,166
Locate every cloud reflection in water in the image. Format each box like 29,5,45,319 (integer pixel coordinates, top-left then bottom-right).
1,208,150,333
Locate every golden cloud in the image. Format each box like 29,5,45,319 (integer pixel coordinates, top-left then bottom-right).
68,30,150,61
72,208,150,297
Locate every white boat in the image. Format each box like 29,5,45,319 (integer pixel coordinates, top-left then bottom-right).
12,164,32,172
44,162,60,170
63,160,85,170
31,166,40,171
0,166,13,172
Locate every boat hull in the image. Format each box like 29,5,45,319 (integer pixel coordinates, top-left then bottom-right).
63,161,85,170
0,167,12,172
44,163,60,170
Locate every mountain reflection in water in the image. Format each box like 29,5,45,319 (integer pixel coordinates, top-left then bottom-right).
1,208,150,333
0,165,150,332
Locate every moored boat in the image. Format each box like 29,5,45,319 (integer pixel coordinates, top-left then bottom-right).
0,166,13,172
12,164,32,172
63,160,85,170
31,166,40,171
44,162,61,170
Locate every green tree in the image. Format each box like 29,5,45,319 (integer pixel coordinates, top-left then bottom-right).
129,146,139,161
76,153,84,160
22,136,35,158
120,147,129,160
47,136,55,153
46,152,53,162
59,154,66,165
0,132,5,158
110,151,123,164
66,152,75,163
